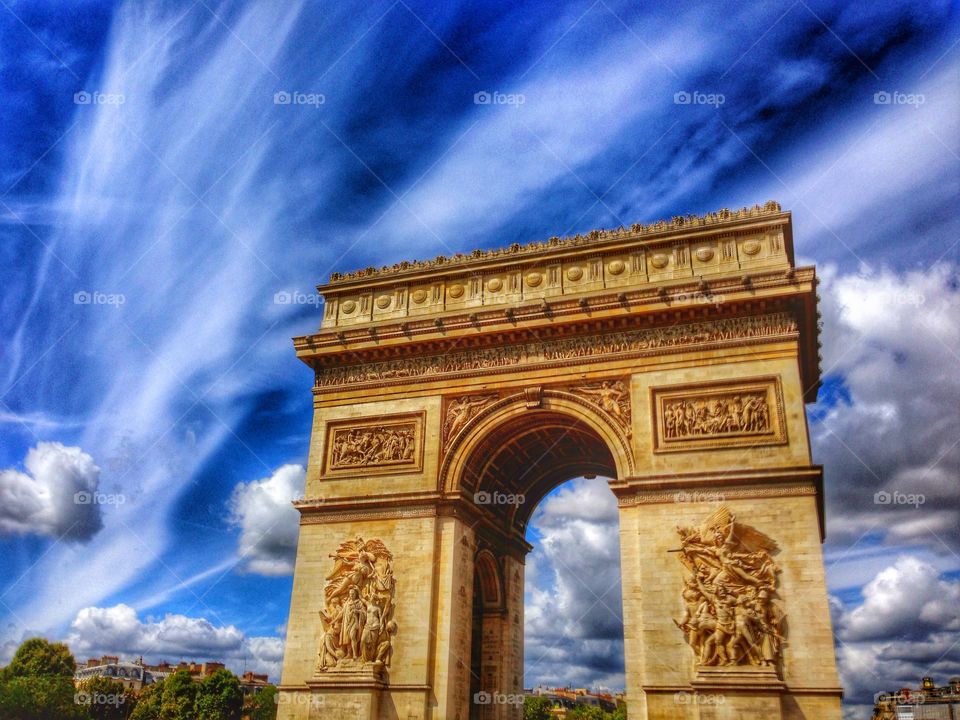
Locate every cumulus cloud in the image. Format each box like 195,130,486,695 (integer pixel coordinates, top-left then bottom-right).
66,603,284,680
831,556,960,710
229,464,304,576
524,478,624,689
0,442,102,540
813,263,960,564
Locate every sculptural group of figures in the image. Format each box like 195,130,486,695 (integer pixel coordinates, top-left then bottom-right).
314,314,798,388
330,426,415,468
674,508,785,668
663,393,770,439
318,537,398,671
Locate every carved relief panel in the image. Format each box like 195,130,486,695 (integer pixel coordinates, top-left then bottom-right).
317,536,398,673
651,376,786,453
323,412,425,476
672,506,785,672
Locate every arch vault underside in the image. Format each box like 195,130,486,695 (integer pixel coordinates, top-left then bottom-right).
277,203,843,720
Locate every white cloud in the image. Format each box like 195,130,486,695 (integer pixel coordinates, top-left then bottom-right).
812,263,960,556
229,464,304,576
840,556,960,642
524,478,624,689
66,603,284,680
0,442,102,540
831,556,960,706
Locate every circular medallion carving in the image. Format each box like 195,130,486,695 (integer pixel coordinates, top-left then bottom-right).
695,247,714,262
486,278,503,292
411,289,427,304
607,259,625,275
742,240,762,256
448,284,465,299
650,253,669,269
525,272,543,287
341,300,357,314
375,295,391,309
566,267,583,282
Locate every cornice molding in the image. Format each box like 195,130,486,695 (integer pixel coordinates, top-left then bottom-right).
322,201,786,288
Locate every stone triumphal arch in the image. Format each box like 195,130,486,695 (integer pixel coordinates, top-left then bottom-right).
277,202,843,719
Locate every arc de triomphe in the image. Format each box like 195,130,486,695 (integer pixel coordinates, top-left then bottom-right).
276,201,843,719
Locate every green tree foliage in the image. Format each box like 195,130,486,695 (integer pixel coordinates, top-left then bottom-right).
195,668,243,720
3,637,76,678
523,695,554,720
0,638,86,720
159,670,197,720
128,680,163,720
247,685,278,720
77,676,136,720
0,674,89,720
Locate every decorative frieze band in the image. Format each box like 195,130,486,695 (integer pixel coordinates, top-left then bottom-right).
300,506,436,524
617,483,816,507
314,313,798,390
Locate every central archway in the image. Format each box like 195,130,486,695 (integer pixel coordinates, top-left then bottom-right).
450,394,628,719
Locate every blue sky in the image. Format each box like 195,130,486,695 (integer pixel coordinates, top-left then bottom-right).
0,0,958,716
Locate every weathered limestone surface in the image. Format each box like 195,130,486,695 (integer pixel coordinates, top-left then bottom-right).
277,203,842,719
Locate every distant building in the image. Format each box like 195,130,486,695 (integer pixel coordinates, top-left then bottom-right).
240,670,271,697
74,655,272,693
525,686,623,716
872,677,960,719
74,656,154,690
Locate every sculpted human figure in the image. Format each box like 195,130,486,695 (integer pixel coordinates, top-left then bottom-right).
318,603,344,670
341,587,366,659
444,396,494,445
576,381,627,422
361,602,382,662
